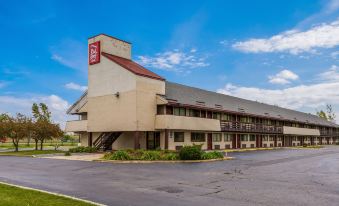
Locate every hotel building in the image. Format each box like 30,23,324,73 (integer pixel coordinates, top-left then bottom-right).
65,34,339,151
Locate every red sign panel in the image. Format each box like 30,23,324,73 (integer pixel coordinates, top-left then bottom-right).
88,41,100,65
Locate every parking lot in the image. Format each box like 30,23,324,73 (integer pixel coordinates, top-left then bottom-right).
1,146,339,206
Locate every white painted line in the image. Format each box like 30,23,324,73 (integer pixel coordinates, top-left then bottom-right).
0,181,106,206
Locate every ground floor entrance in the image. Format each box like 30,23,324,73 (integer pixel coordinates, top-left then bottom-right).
146,132,160,150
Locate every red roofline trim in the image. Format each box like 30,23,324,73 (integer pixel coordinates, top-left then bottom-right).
101,52,165,81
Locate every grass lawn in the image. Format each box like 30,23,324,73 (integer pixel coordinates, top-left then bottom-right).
0,150,64,156
0,144,35,149
0,142,78,149
0,183,95,206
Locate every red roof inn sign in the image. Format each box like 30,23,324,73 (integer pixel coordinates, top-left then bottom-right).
89,41,100,65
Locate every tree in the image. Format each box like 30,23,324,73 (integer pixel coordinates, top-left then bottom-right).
316,110,328,120
0,113,31,152
316,104,336,123
32,103,51,122
326,104,336,122
0,114,10,144
31,103,63,150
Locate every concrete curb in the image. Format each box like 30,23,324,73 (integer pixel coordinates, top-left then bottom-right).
94,157,234,164
0,181,106,206
224,148,276,153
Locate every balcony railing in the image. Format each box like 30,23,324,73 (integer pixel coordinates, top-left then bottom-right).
220,120,283,134
320,130,339,136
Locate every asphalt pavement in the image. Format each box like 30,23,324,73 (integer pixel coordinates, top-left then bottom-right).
1,146,339,206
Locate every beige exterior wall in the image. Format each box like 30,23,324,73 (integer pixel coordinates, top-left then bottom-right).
65,120,87,132
88,34,131,60
155,115,221,131
87,91,137,132
88,56,137,98
80,132,89,146
283,126,320,136
135,76,165,131
112,132,147,150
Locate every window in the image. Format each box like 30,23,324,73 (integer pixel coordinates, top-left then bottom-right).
157,105,165,115
240,117,248,123
269,136,274,141
277,136,282,141
173,107,180,116
172,107,186,116
224,133,232,142
240,134,248,141
213,112,221,120
174,132,184,142
263,135,269,141
221,114,231,121
166,106,173,115
201,110,206,118
180,108,186,116
214,145,220,150
190,109,200,117
191,133,205,142
212,133,222,142
249,135,256,141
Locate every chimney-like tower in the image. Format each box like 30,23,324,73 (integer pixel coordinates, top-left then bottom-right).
88,34,131,60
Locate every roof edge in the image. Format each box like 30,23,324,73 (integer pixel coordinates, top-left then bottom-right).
88,33,131,44
66,90,88,114
101,52,165,81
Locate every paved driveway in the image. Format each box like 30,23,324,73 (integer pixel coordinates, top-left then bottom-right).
1,147,339,206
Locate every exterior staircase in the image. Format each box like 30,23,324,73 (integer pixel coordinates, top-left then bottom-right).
93,132,122,151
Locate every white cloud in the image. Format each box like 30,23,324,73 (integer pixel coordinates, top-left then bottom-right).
137,49,209,72
65,82,87,92
217,66,339,122
318,65,339,81
50,39,87,71
0,94,70,129
268,69,299,85
232,20,339,54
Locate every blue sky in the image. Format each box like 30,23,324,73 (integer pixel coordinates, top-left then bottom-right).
0,0,339,126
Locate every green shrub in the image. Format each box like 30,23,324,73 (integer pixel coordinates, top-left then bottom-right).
109,150,131,160
179,145,203,160
68,146,97,153
64,151,71,156
201,151,224,160
162,153,178,160
140,151,161,160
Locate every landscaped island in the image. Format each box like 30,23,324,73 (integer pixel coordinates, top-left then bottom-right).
103,145,225,161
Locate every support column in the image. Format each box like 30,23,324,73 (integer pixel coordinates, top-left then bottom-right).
164,129,169,150
236,134,241,149
134,131,140,150
282,136,285,147
274,135,277,147
88,132,93,147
